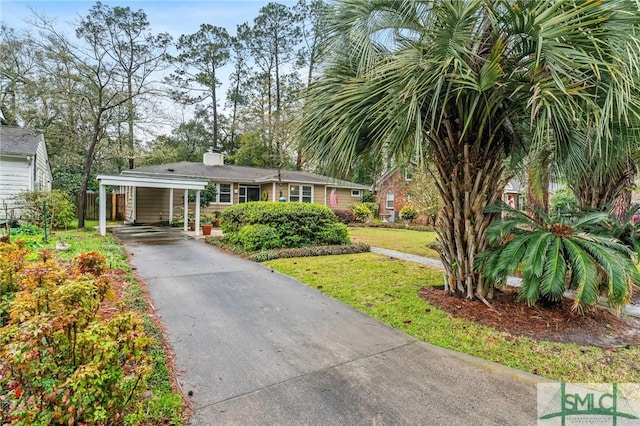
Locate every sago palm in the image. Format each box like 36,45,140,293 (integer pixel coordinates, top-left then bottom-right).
478,205,639,311
301,0,640,300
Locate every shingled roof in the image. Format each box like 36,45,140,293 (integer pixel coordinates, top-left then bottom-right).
0,126,43,156
122,161,371,190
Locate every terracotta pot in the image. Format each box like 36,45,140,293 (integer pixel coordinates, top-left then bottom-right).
214,218,221,227
201,224,213,235
188,221,195,231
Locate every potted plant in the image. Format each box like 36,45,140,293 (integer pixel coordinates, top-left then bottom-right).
213,211,221,227
201,213,215,235
187,211,196,231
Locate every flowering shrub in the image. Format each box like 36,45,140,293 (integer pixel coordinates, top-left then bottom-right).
399,205,418,222
351,204,373,223
0,247,152,424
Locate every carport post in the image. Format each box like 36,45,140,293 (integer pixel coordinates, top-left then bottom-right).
169,188,174,223
195,190,201,236
183,189,188,232
99,183,106,236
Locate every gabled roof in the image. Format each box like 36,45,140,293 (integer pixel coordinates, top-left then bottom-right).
122,161,371,190
0,126,43,156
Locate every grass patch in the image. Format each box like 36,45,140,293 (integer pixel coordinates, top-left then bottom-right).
348,227,440,258
265,252,640,383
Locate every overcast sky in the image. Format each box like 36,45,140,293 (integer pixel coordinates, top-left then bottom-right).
1,1,295,37
0,1,298,137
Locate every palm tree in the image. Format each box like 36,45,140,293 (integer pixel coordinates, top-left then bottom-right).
556,126,640,214
301,0,640,300
478,204,639,311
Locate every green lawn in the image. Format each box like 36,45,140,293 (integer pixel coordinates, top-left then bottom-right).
265,252,640,383
348,226,439,258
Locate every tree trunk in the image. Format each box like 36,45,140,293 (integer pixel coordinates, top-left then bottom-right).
433,129,505,300
212,66,219,151
77,115,102,229
127,75,135,169
526,151,550,220
610,167,636,221
572,169,631,212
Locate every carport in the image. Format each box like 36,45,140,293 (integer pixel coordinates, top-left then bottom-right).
96,174,208,237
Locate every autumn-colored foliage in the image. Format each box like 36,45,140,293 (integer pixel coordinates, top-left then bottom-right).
0,243,152,425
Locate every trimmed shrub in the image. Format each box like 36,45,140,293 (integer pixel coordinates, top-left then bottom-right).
332,209,355,224
238,224,281,251
316,222,349,245
352,204,373,223
220,202,350,249
250,243,371,262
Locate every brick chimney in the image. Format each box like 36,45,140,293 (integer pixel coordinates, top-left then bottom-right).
203,149,224,166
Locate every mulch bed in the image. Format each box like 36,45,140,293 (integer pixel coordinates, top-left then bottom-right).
419,286,640,348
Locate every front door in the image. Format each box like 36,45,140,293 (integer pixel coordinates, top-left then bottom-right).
239,185,260,203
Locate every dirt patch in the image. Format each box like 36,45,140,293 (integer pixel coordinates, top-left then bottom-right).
419,286,640,348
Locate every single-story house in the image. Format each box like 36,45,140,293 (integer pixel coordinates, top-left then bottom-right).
97,150,371,236
0,126,53,223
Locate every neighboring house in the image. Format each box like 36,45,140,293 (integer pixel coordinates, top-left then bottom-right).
375,164,541,222
0,126,53,223
375,166,415,222
111,151,371,224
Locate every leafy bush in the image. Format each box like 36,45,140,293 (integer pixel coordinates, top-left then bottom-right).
332,209,355,224
10,225,41,236
13,190,75,229
316,222,349,245
477,204,639,311
238,224,281,251
351,204,373,223
585,204,640,256
399,205,418,222
221,202,350,248
0,243,30,327
361,191,375,203
550,187,578,215
188,183,217,208
362,202,379,217
0,249,152,424
250,243,370,262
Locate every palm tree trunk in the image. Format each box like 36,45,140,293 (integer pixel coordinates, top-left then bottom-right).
433,133,504,300
611,168,636,221
526,151,550,219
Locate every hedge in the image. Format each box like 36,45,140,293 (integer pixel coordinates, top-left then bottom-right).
220,202,350,250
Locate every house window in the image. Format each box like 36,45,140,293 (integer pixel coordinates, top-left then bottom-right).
405,170,413,181
289,184,312,203
217,184,232,204
386,192,395,209
351,189,361,197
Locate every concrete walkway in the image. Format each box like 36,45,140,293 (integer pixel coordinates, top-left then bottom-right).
115,228,549,425
371,247,640,318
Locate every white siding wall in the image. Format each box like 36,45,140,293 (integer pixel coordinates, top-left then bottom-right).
35,140,52,191
0,156,31,219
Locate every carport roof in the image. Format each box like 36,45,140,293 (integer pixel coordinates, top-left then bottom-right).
97,174,207,190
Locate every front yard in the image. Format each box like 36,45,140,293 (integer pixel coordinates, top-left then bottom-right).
264,229,640,384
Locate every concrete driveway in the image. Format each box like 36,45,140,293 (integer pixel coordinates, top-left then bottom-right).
115,227,549,425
